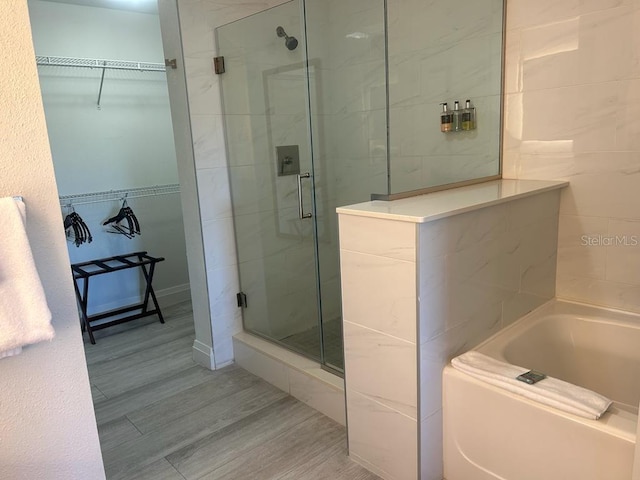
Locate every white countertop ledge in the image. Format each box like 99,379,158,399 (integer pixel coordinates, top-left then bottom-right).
336,179,569,224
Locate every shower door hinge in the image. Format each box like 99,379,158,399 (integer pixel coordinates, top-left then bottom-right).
214,56,225,74
236,292,247,308
165,58,177,69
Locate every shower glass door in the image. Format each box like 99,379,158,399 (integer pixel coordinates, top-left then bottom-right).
217,1,328,368
217,0,388,374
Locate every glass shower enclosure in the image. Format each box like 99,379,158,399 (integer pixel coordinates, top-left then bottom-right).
216,0,388,373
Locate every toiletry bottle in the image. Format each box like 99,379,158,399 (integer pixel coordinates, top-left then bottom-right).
462,99,476,131
440,103,453,133
453,101,461,131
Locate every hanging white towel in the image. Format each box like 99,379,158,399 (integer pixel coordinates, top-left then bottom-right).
0,197,54,357
451,351,612,420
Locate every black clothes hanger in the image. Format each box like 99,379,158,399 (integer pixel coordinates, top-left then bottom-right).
63,205,93,247
103,196,141,238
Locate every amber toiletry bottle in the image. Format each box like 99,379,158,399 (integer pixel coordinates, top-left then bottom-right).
440,103,453,132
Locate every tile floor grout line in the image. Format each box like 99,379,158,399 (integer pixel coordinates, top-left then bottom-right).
186,399,318,480
126,415,145,436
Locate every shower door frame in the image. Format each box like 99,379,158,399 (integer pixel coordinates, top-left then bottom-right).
216,5,343,376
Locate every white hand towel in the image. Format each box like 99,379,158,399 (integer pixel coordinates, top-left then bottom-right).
451,351,612,420
0,197,54,357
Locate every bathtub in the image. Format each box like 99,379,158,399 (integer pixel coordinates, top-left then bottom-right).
443,299,639,480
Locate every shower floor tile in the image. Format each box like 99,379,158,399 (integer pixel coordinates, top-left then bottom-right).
281,317,344,371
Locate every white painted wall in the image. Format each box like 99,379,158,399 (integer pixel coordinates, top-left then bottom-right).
28,0,190,312
0,0,104,477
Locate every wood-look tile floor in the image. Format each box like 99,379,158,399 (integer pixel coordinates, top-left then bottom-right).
84,302,380,480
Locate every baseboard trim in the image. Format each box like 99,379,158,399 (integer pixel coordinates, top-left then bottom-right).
192,339,214,370
156,283,191,308
87,283,191,315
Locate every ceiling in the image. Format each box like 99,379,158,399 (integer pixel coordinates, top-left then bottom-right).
38,0,158,14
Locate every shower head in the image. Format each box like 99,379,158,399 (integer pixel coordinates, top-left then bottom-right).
276,26,298,51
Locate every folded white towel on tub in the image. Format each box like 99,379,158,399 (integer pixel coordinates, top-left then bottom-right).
0,197,54,358
451,351,612,420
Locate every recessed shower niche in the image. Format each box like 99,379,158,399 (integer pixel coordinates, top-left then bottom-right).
217,0,504,374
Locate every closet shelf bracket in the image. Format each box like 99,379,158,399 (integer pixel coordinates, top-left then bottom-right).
97,62,107,110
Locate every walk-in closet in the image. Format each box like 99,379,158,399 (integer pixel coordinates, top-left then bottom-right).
29,0,190,321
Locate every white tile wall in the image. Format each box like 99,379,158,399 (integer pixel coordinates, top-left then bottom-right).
347,390,418,480
503,0,640,314
343,321,417,418
339,190,560,480
339,214,418,479
340,251,417,342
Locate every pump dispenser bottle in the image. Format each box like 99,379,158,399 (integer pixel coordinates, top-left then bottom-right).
440,103,453,132
453,101,461,131
462,99,476,131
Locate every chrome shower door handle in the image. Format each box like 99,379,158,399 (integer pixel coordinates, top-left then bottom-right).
297,172,312,219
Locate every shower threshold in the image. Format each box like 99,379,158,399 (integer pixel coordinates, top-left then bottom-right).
233,332,346,426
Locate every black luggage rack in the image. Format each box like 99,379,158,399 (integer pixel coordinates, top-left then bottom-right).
71,251,165,344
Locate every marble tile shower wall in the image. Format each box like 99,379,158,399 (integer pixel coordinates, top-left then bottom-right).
503,0,640,314
176,0,291,365
319,0,388,205
387,0,504,193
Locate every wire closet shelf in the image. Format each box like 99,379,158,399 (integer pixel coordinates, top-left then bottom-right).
59,184,181,207
36,55,171,108
36,55,167,72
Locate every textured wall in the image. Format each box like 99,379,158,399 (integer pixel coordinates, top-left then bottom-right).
503,0,640,313
0,1,105,478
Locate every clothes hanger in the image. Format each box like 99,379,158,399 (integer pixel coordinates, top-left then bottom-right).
103,195,141,238
73,212,93,245
63,204,92,247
